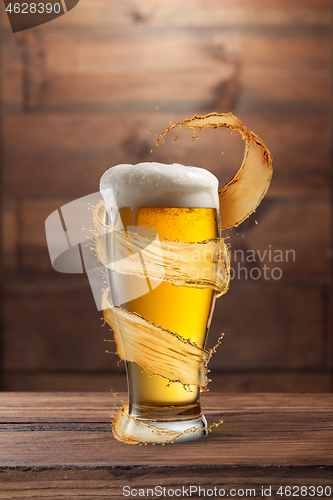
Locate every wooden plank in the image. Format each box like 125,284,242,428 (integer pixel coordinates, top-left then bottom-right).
2,371,331,394
2,288,119,372
19,246,63,272
1,34,22,112
2,371,127,393
208,281,326,370
2,32,330,112
0,466,332,500
4,202,332,274
19,35,330,75
20,198,71,247
2,197,75,272
2,0,330,123
1,392,332,421
207,372,332,394
0,392,116,422
3,272,88,294
1,0,331,31
225,200,332,279
3,112,331,197
3,282,328,372
8,198,331,276
3,278,326,371
243,201,331,278
1,199,18,270
0,393,332,467
5,69,327,114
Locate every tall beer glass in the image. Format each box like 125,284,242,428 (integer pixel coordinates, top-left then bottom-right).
100,162,219,441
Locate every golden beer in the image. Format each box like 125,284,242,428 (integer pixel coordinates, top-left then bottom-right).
101,162,220,440
108,206,218,421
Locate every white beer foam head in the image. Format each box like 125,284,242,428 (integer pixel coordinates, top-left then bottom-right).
100,163,219,220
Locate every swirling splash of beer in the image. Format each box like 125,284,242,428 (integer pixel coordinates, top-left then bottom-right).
95,203,230,298
159,113,273,230
96,112,273,444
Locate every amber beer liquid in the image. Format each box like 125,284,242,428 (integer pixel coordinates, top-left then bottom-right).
100,163,220,440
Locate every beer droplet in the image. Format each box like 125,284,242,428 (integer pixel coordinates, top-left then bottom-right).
150,149,153,153
255,220,258,224
156,107,159,110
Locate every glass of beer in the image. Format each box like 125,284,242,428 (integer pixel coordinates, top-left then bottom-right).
100,162,220,442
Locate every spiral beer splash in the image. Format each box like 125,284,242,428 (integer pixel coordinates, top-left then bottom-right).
97,112,272,445
95,203,229,388
94,202,230,298
159,113,273,230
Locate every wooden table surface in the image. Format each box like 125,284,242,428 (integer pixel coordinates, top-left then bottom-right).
0,393,332,499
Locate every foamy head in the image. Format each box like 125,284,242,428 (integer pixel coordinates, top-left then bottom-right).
100,162,219,223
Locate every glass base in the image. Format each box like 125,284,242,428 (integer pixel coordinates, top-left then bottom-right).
124,414,208,443
149,414,208,442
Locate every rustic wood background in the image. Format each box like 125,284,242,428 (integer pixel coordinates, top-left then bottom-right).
1,393,332,497
0,0,332,392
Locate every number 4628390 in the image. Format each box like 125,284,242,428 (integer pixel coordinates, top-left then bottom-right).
276,485,332,497
6,3,61,14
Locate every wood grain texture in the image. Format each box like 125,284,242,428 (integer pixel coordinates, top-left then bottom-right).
4,198,330,276
0,393,332,469
3,112,331,197
2,32,329,113
1,0,332,395
1,0,331,30
208,282,326,370
2,279,327,371
226,201,332,279
2,0,330,113
3,287,110,371
0,467,332,500
2,371,332,394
